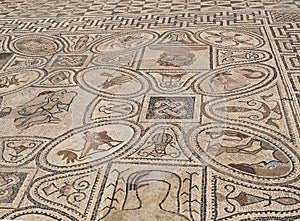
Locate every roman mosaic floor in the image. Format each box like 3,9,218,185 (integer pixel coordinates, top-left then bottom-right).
0,0,300,220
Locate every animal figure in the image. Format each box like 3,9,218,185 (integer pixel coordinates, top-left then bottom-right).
206,131,269,156
14,89,77,130
112,35,145,49
0,75,28,88
0,96,11,118
100,74,133,89
138,130,181,158
57,150,79,164
57,131,123,163
80,131,123,159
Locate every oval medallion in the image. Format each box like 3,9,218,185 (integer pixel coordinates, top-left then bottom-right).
189,125,298,182
0,69,45,96
76,66,149,98
196,28,264,49
193,64,276,96
11,35,62,56
38,121,141,172
92,30,159,53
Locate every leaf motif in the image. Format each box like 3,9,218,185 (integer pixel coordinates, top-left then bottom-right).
274,197,299,205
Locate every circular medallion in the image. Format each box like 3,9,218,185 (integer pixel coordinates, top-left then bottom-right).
76,66,149,98
11,35,62,56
